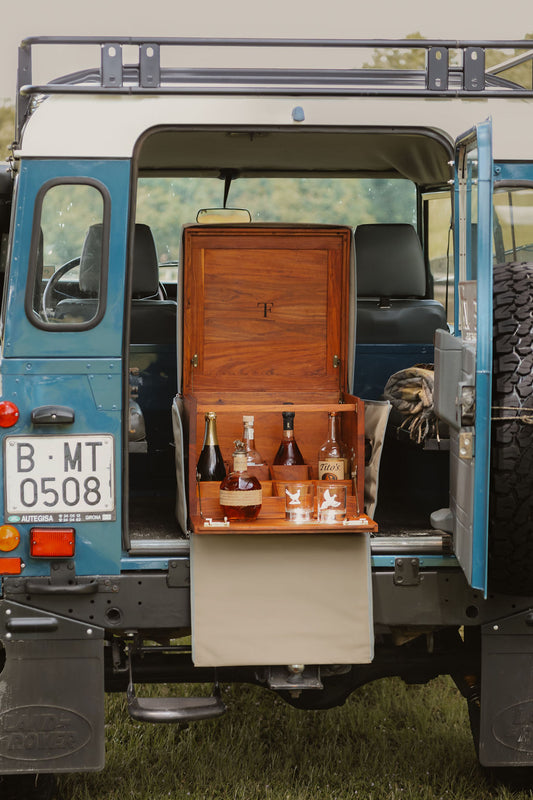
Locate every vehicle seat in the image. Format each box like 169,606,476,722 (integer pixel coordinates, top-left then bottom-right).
129,223,177,345
54,223,177,343
353,223,448,400
355,223,447,344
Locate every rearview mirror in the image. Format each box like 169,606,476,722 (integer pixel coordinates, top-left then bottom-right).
196,208,252,224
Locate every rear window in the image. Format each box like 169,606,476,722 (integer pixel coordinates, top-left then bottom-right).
136,176,417,282
26,180,110,329
493,184,533,264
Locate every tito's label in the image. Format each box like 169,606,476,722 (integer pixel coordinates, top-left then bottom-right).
220,489,262,507
318,459,345,480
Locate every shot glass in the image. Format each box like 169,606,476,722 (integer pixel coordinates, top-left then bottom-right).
283,482,314,522
317,483,347,523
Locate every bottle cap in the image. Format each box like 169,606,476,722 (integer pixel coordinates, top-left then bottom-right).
243,415,254,425
282,411,295,429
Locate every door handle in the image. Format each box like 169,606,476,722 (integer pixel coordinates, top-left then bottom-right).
31,405,75,424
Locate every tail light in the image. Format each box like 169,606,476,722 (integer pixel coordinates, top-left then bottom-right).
0,401,19,428
0,557,22,574
30,528,75,558
0,525,20,552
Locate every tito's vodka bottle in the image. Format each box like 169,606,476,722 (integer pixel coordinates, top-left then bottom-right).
242,415,265,467
219,441,262,521
318,411,348,480
273,411,305,465
196,412,226,481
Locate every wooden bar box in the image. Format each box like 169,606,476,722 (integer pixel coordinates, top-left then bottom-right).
181,223,374,534
180,224,375,666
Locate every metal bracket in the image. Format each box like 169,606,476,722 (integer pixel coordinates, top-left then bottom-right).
394,557,421,586
49,560,76,584
101,43,123,88
167,559,190,587
203,517,230,528
140,43,160,88
427,47,449,91
464,47,485,91
459,431,474,460
264,665,323,691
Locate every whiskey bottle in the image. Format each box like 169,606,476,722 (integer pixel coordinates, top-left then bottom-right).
242,415,265,467
273,411,305,465
318,411,349,480
196,412,226,482
219,440,262,521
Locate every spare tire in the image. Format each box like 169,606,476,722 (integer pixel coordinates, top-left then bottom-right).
489,261,533,594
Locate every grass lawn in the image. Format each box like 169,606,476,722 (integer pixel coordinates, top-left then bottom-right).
58,676,527,800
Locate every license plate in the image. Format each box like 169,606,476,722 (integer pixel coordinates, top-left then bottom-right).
4,435,115,523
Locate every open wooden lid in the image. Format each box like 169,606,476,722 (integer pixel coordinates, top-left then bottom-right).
181,224,352,398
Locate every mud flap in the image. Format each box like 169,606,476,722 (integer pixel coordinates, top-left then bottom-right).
0,601,104,773
480,610,533,766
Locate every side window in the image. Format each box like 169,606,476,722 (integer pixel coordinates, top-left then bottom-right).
423,189,454,327
26,181,109,329
493,184,533,265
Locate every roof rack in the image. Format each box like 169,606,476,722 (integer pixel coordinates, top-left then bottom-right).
16,36,533,140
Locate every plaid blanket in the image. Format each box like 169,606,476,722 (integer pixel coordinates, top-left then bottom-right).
383,365,438,444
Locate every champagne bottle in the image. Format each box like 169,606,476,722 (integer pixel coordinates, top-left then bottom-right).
242,415,265,466
273,411,305,465
196,412,226,481
220,440,262,521
318,411,349,480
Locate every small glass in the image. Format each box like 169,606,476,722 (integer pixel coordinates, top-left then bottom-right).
283,482,314,522
317,483,347,523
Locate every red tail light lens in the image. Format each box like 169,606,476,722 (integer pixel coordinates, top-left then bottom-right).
0,557,22,574
30,528,75,558
0,401,19,428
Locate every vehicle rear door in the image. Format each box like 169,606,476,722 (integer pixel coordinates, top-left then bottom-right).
1,159,130,576
436,120,493,593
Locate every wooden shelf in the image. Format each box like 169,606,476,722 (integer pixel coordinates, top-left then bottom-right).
192,494,377,534
191,513,377,534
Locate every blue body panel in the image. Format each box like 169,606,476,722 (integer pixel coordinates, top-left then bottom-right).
1,159,131,576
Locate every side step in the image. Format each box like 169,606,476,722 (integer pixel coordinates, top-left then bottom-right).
127,682,226,723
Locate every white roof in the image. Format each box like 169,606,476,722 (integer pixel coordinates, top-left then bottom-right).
16,91,533,164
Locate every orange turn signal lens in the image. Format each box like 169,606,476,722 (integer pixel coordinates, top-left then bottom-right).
0,525,20,552
30,527,75,558
0,557,22,574
0,401,20,428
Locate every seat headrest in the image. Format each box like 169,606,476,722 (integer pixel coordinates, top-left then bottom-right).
79,223,103,294
355,224,427,298
79,223,159,297
132,223,159,298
